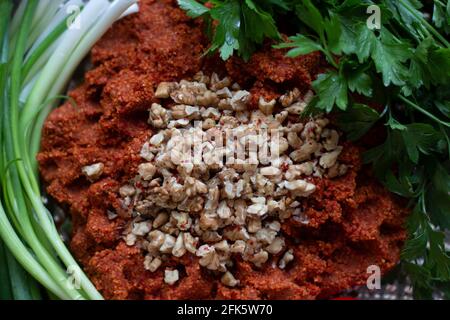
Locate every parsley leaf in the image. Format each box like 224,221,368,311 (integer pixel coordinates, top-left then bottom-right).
312,71,348,112
400,123,442,164
337,11,367,56
432,0,450,34
428,47,450,85
386,0,425,41
406,37,434,92
427,161,450,229
428,227,450,281
341,60,373,96
353,23,378,63
363,129,404,179
182,0,282,60
273,34,323,57
295,0,325,39
208,1,241,60
291,0,342,65
336,103,379,140
177,0,209,18
324,12,342,54
371,29,411,86
402,226,428,261
242,0,279,43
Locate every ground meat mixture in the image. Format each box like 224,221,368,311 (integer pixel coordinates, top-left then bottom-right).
38,0,409,300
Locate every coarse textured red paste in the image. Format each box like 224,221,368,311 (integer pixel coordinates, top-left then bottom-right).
38,0,409,299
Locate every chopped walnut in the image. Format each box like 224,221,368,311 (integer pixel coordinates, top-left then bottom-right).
149,103,171,128
125,233,136,246
132,221,152,236
172,233,186,257
266,237,285,254
247,218,262,233
279,88,301,107
258,97,276,115
193,71,210,85
230,90,250,111
210,73,231,91
159,234,176,253
82,162,104,181
171,88,196,105
319,146,343,169
155,82,177,99
183,232,198,254
284,180,316,197
221,271,239,287
230,240,246,254
119,185,135,197
138,163,157,181
196,244,220,270
279,249,294,269
164,269,179,285
249,250,269,267
149,132,165,146
144,252,162,271
147,230,165,252
122,74,349,282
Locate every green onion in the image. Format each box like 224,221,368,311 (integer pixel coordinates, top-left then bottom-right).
0,0,138,300
5,248,42,300
22,18,68,84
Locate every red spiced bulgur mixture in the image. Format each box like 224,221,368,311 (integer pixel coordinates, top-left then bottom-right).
38,0,408,299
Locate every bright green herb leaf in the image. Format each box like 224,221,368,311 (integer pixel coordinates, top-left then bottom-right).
371,29,411,86
400,123,442,163
177,0,209,18
401,227,428,260
209,1,241,60
342,60,373,96
312,71,348,112
324,12,342,54
242,0,280,43
295,0,325,39
274,34,323,57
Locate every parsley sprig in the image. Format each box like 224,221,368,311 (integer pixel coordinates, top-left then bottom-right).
287,0,450,298
178,0,286,60
178,0,450,298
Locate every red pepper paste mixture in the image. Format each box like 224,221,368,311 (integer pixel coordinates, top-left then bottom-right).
38,0,409,299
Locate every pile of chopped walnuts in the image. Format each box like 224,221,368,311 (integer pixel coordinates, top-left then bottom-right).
114,72,348,287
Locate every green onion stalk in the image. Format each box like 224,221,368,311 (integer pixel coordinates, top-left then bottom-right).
0,0,138,300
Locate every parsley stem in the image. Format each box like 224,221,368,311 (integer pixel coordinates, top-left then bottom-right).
398,95,450,128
